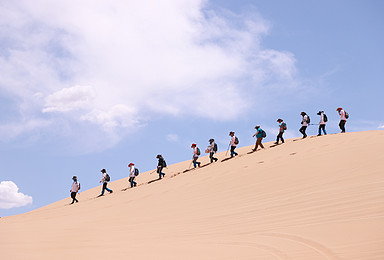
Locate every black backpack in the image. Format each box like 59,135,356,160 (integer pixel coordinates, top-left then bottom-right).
162,160,167,167
323,114,328,122
134,168,139,176
213,143,218,152
105,174,110,182
261,130,267,138
306,115,311,124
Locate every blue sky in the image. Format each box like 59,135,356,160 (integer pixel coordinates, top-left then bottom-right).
0,0,383,216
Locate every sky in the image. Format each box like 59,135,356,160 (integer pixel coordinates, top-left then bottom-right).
0,0,383,216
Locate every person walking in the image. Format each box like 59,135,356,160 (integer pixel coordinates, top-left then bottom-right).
317,111,327,136
69,175,80,204
229,131,239,157
336,107,347,133
156,155,167,179
299,112,309,138
191,144,201,168
252,125,265,151
99,169,113,196
275,119,286,144
208,139,218,163
128,163,137,188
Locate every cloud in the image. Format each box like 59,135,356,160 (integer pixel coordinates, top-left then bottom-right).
43,85,96,113
0,0,299,150
167,134,180,142
0,181,33,209
379,125,384,129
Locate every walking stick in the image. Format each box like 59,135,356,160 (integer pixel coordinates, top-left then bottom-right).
225,142,231,156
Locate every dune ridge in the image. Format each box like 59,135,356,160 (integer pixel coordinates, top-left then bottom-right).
1,131,384,259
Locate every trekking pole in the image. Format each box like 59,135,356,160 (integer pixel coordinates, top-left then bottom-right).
188,160,193,169
225,142,231,156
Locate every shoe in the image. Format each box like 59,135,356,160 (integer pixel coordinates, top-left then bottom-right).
317,134,321,136
274,142,278,145
109,190,113,194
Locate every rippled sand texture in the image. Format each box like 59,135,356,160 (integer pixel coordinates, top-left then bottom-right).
1,131,383,260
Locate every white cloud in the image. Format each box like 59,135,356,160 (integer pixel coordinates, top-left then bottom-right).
43,85,95,113
0,181,33,209
379,125,384,129
167,134,180,142
0,0,299,150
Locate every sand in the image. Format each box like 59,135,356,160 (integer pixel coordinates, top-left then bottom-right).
1,130,384,259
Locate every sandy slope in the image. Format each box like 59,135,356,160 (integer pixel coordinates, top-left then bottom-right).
1,131,384,260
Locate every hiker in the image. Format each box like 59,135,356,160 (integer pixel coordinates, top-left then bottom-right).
299,112,309,138
156,155,167,179
229,131,239,157
208,139,218,163
99,169,113,196
191,144,201,168
317,111,327,136
252,125,265,151
275,119,286,144
336,107,347,133
69,175,80,204
128,163,137,187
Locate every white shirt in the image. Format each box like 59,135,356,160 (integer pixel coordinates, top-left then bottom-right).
319,113,326,125
192,147,199,158
230,136,237,146
101,173,108,183
208,142,216,153
302,115,308,127
339,109,347,120
71,181,80,193
129,166,136,177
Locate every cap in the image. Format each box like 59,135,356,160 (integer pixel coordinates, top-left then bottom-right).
209,139,214,143
277,118,283,122
191,143,197,148
336,107,342,111
100,169,106,173
128,163,135,167
300,112,306,115
255,125,260,129
72,176,77,180
229,131,234,135
156,154,162,158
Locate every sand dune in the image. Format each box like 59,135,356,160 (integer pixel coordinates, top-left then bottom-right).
1,131,384,259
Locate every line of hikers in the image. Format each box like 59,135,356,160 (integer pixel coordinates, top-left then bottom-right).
69,107,349,204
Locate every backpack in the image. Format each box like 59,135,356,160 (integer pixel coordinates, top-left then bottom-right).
78,183,81,190
306,115,310,124
261,130,266,138
134,168,139,176
282,123,287,130
162,160,167,167
323,114,328,122
213,143,218,152
105,174,110,182
345,111,349,119
196,147,201,156
234,136,239,145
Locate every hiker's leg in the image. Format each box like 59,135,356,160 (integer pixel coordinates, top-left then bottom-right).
339,120,346,132
318,126,322,135
71,192,76,203
210,152,214,163
193,157,197,168
323,125,327,135
259,138,264,149
230,146,235,157
101,183,107,195
281,133,284,143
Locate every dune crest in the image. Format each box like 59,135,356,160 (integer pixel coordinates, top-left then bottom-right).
1,131,384,259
